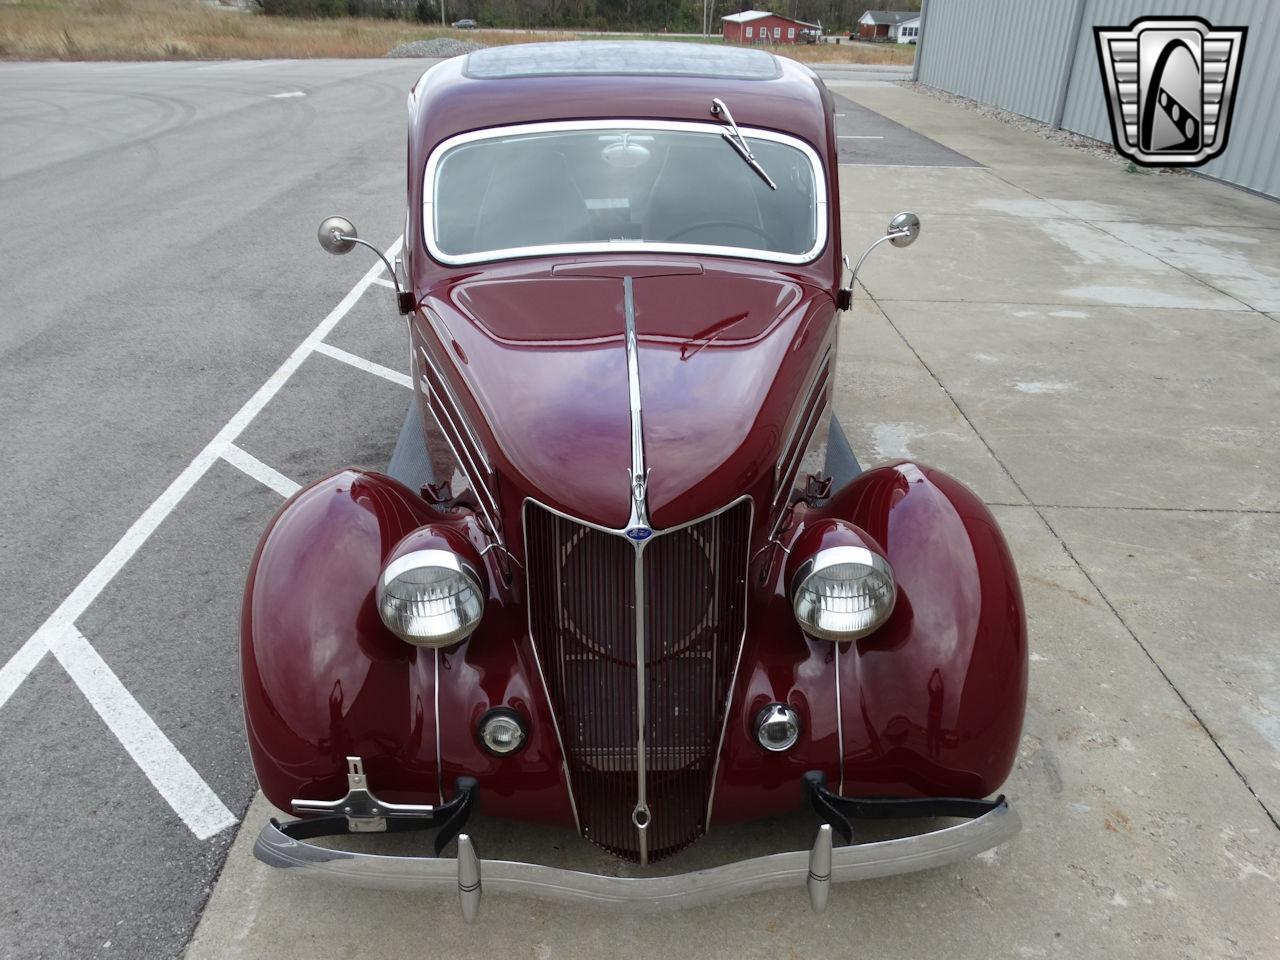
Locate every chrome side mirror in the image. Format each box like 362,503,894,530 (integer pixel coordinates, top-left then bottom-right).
838,211,922,310
318,215,359,255
316,215,413,314
887,211,920,248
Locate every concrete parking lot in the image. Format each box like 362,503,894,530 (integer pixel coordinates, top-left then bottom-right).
2,58,1279,960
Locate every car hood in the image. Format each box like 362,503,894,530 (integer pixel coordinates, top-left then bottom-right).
422,261,833,531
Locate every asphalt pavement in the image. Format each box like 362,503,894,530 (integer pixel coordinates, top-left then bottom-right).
0,57,430,960
2,56,1279,960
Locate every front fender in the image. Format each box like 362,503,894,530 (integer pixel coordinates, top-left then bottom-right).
241,470,444,812
711,460,1026,823
827,461,1027,797
242,468,576,825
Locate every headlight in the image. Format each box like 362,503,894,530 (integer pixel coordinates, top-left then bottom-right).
376,548,484,647
791,545,896,642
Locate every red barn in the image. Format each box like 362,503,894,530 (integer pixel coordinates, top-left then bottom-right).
722,10,821,44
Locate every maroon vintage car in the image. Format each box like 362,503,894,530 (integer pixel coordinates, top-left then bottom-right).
242,41,1026,916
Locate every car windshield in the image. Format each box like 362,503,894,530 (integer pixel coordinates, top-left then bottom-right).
425,122,823,265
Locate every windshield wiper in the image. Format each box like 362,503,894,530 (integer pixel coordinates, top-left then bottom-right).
711,97,777,191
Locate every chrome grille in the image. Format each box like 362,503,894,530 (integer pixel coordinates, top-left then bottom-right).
525,499,752,862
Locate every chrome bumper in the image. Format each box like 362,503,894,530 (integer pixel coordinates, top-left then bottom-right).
253,798,1020,917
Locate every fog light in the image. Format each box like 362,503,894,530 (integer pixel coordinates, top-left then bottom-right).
755,702,801,752
478,707,527,755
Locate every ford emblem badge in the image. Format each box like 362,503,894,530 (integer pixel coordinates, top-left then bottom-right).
625,526,652,542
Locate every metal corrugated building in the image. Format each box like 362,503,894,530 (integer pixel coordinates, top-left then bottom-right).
915,0,1280,199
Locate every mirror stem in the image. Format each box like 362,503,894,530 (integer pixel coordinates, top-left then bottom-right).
338,234,413,314
841,229,909,304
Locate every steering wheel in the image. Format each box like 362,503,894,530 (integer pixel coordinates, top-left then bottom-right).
662,220,773,243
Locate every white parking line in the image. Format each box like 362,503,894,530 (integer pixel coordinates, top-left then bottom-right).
839,135,885,139
222,444,301,498
313,341,412,389
270,92,306,99
48,624,237,840
0,239,401,836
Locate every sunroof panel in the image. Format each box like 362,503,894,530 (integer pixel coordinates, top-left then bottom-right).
464,41,780,81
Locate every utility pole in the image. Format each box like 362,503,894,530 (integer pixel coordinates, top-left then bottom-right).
440,0,445,27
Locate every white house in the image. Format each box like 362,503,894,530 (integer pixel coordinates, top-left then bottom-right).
856,10,915,41
897,14,921,44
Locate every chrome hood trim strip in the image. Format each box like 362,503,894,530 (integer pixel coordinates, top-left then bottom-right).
622,275,652,863
622,276,652,543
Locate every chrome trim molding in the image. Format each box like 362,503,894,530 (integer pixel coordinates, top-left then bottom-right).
523,492,752,541
703,602,749,826
434,648,445,805
632,539,650,864
773,400,828,515
517,510,583,834
622,276,652,543
622,274,652,864
255,798,1021,913
416,326,493,474
415,349,503,543
768,346,833,541
773,345,833,494
422,119,828,267
834,644,844,795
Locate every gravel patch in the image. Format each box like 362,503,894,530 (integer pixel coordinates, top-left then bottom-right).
386,37,486,58
900,80,1188,178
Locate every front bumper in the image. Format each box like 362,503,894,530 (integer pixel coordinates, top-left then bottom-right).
254,767,1021,917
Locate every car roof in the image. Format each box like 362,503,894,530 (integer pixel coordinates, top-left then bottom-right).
408,41,833,157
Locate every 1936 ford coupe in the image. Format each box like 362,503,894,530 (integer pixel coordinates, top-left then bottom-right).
242,42,1026,917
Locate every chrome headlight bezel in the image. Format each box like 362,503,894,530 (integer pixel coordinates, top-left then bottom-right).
790,544,897,642
376,548,485,648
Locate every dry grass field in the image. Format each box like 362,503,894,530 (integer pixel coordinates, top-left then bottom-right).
786,40,914,64
0,0,569,59
0,0,914,63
